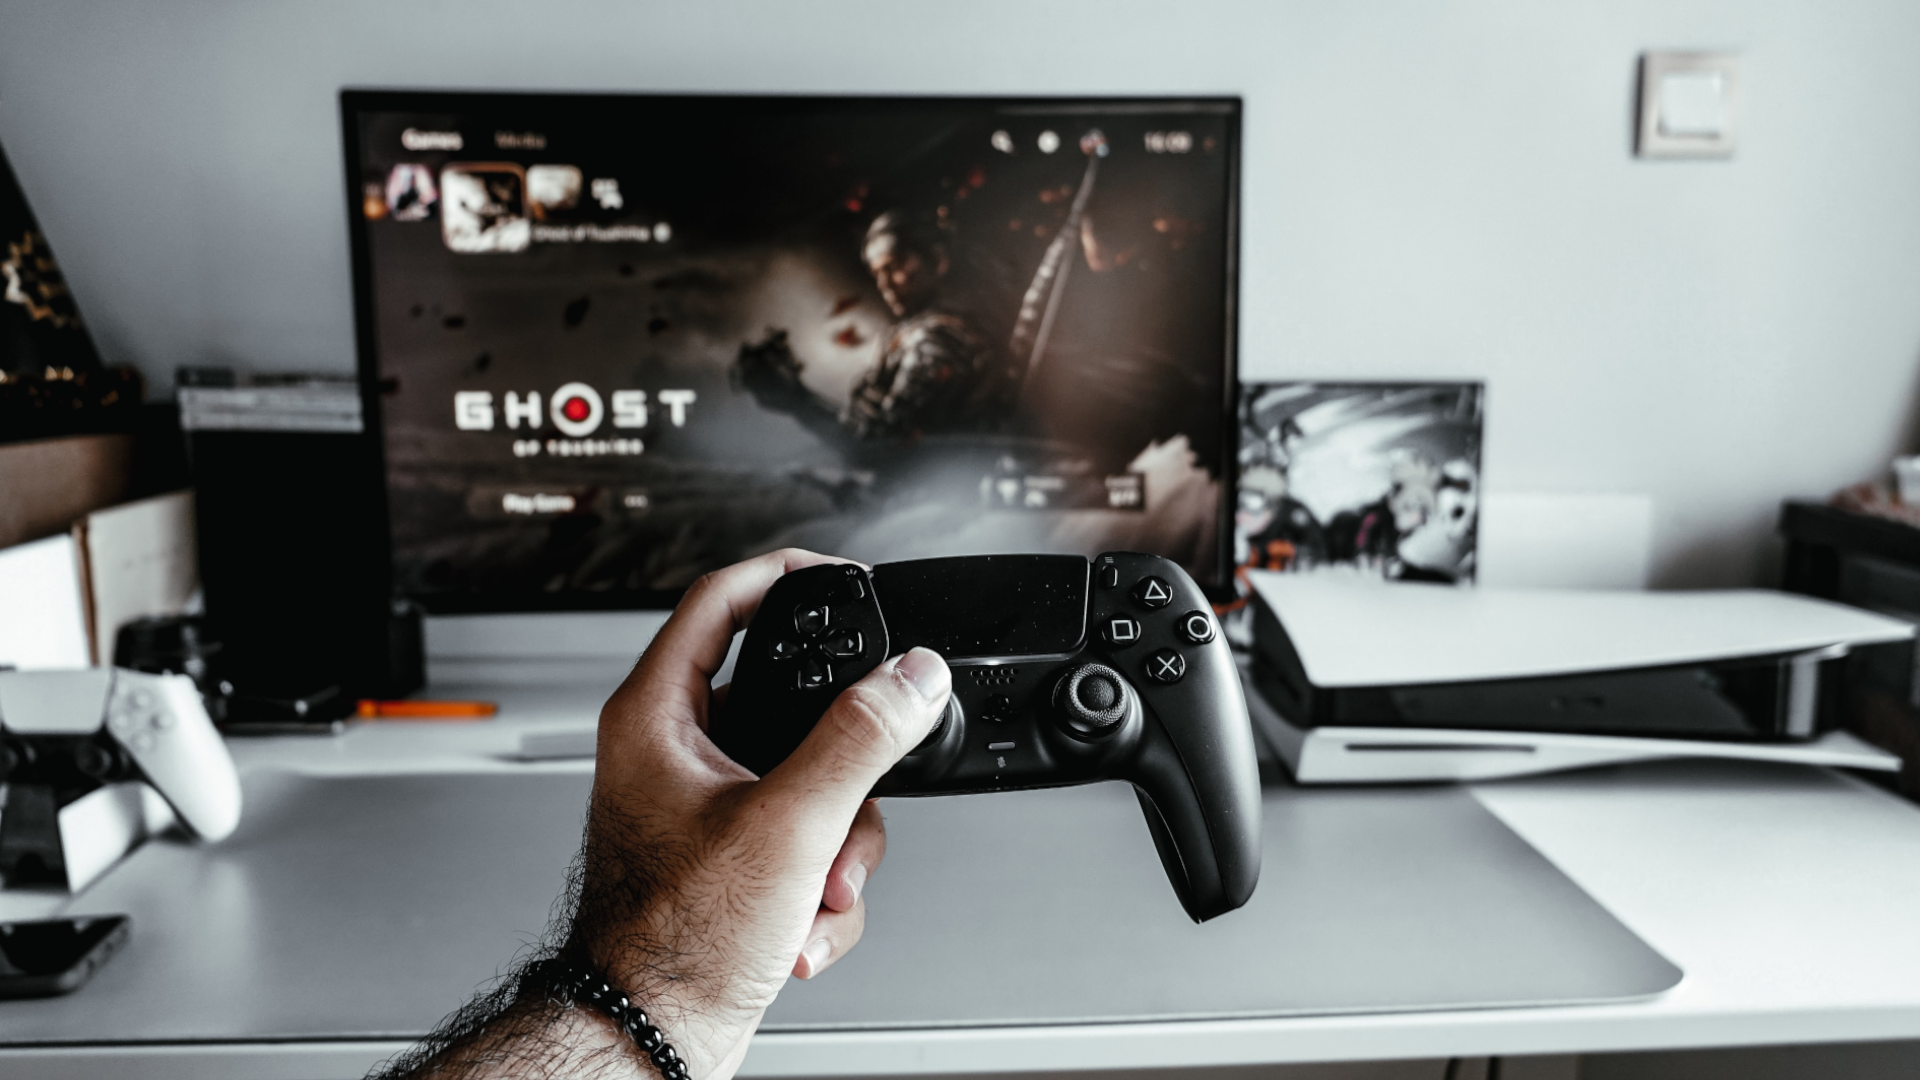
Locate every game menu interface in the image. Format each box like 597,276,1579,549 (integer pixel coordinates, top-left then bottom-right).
345,92,1239,609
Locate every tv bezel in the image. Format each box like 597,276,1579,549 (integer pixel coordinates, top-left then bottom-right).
340,88,1242,614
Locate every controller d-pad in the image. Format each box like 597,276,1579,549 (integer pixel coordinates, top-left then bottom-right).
1145,648,1187,684
797,657,833,690
820,629,864,659
1133,576,1173,609
1100,616,1142,647
769,637,805,661
794,604,830,635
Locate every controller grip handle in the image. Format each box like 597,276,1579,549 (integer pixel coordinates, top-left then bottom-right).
1129,737,1261,923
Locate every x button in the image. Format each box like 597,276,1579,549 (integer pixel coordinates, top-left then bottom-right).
1145,648,1186,684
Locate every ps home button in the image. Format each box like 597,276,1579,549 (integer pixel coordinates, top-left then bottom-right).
1100,616,1143,647
1133,576,1174,610
794,603,830,636
1145,648,1187,685
1178,610,1216,645
797,658,834,690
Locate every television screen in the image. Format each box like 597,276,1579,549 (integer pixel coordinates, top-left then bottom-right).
342,91,1239,611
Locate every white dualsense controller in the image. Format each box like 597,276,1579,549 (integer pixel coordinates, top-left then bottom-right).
0,668,243,842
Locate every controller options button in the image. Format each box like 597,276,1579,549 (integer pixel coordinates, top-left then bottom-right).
1132,576,1173,609
820,629,864,659
1099,564,1120,589
981,693,1016,722
1100,616,1142,647
794,604,830,635
769,637,805,661
797,658,834,690
1145,648,1187,684
1178,610,1216,644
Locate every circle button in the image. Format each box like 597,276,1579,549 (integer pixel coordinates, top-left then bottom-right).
1178,610,1216,644
1144,648,1187,684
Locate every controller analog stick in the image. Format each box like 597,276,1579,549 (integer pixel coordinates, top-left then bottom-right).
912,694,963,754
1055,663,1131,739
74,740,122,782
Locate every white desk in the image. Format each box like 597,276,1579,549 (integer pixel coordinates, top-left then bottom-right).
2,674,1920,1079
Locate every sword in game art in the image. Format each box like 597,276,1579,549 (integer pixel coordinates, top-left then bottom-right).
1008,128,1108,402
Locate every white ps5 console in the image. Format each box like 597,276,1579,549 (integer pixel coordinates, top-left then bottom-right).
1246,571,1914,783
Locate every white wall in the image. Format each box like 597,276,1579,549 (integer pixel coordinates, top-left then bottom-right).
3,0,1918,587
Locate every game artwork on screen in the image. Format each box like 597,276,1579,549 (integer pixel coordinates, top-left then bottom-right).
354,97,1235,607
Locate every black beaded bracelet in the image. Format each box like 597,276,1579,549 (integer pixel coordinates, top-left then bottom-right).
521,957,692,1080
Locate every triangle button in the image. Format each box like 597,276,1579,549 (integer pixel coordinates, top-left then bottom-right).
1132,576,1174,609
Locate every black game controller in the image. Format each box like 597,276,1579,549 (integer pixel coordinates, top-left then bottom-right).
713,552,1262,922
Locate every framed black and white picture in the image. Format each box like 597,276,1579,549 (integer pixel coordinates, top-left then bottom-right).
1234,381,1484,592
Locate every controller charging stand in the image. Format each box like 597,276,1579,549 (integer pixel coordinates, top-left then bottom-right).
0,781,176,892
0,667,244,893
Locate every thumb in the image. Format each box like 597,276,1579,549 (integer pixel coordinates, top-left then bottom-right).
758,647,951,820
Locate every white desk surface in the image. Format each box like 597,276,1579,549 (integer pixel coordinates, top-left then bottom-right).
5,673,1920,1078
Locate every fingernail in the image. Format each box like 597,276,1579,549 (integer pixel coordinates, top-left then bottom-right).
896,647,951,702
801,938,831,976
846,862,868,903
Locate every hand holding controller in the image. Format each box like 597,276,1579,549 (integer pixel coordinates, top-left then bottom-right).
0,668,243,841
713,552,1262,921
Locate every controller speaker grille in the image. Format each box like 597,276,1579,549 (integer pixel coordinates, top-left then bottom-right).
968,667,1020,687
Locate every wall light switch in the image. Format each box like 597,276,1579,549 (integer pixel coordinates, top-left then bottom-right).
1637,51,1740,158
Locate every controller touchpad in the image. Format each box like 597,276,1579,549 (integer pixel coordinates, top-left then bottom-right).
870,555,1088,659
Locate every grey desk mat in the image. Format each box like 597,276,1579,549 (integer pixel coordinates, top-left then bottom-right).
0,770,1679,1043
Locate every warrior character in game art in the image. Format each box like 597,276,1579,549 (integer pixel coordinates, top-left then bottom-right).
735,130,1114,458
733,211,1013,451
